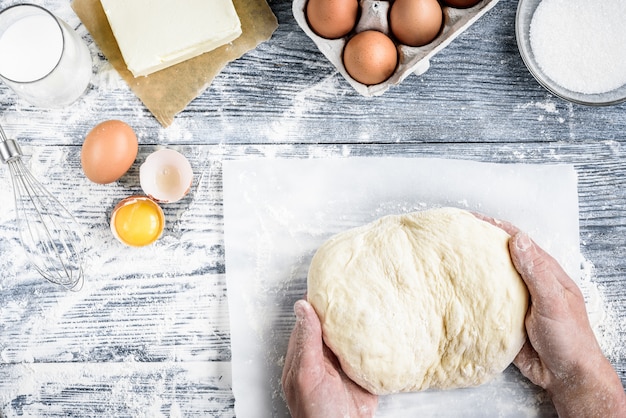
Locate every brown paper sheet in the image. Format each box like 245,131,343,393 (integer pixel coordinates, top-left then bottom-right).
72,0,278,127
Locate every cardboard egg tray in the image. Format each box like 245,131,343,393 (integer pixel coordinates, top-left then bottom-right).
293,0,500,96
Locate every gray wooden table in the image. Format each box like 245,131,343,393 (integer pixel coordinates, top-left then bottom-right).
0,0,624,417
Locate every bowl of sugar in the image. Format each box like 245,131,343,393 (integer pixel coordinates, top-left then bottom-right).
516,0,626,106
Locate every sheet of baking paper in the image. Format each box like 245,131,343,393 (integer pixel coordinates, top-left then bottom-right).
72,0,277,127
223,158,582,418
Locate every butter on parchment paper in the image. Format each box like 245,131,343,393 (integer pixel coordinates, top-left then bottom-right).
99,0,243,77
72,0,278,127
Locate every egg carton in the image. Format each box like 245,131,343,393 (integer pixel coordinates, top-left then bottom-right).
293,0,500,96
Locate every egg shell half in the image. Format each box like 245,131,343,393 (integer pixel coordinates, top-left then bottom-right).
139,148,193,203
81,120,138,184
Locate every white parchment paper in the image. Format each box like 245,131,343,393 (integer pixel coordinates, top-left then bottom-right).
223,158,581,418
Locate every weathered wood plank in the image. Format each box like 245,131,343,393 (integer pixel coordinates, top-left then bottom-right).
0,361,233,417
0,0,624,415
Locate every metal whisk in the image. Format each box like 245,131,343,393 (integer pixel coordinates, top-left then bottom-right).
0,123,84,290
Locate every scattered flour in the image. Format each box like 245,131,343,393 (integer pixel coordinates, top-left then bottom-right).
578,259,626,362
264,74,344,142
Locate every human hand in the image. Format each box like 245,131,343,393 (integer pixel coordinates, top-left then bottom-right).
281,299,378,418
509,232,626,417
475,213,626,417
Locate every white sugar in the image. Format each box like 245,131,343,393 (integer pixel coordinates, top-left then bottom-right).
530,0,626,94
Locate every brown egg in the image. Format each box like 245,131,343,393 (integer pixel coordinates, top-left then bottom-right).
390,0,443,47
442,0,481,8
81,120,138,184
342,30,398,85
306,0,359,39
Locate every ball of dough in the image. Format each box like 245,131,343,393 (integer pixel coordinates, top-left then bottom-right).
307,207,529,395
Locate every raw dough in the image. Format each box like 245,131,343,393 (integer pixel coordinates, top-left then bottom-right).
307,207,529,395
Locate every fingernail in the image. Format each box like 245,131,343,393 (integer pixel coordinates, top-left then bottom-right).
294,299,307,320
515,233,533,252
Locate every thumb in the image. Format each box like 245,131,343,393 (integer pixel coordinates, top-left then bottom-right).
508,232,541,292
509,232,581,315
509,233,563,300
284,300,324,379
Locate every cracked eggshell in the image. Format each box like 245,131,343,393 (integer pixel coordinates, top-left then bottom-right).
293,0,501,96
139,149,193,203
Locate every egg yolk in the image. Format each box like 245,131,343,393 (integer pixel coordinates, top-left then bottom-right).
113,199,164,247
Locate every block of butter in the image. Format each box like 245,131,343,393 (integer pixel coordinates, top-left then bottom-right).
99,0,242,77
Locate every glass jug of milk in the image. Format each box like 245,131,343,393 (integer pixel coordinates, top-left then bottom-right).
0,4,92,108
